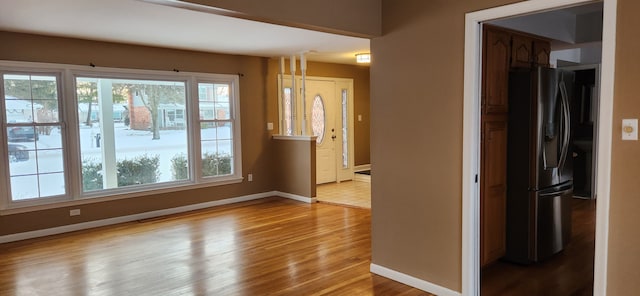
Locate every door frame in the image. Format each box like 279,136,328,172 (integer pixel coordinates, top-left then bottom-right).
560,63,602,200
462,1,617,295
278,75,356,183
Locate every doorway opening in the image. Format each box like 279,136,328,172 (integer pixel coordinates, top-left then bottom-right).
279,75,370,208
463,0,616,295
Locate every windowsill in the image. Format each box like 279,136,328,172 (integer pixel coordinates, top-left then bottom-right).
0,176,244,216
272,135,318,141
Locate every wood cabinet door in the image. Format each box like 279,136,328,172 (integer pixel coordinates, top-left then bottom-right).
481,120,508,267
533,39,551,67
511,35,532,68
483,28,510,114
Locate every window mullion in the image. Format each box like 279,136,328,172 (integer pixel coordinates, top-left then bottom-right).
97,79,118,188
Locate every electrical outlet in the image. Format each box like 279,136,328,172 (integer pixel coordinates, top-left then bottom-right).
248,173,253,182
70,209,81,216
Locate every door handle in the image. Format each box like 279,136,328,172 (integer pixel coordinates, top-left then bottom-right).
558,80,570,171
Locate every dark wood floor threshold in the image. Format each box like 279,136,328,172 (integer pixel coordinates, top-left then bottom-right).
482,198,596,296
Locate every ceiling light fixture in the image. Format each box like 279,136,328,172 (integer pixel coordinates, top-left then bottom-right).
356,53,371,64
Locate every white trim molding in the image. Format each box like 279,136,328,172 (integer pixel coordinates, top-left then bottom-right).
370,264,461,296
0,190,316,244
354,164,371,172
274,191,317,203
272,135,317,141
594,0,617,294
353,173,371,183
463,1,616,296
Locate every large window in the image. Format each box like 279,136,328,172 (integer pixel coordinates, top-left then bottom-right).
0,62,242,209
76,77,189,193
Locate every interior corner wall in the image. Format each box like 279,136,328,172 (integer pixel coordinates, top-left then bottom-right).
0,31,274,236
605,0,640,294
370,0,520,292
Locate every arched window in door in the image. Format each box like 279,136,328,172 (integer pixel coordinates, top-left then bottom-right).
311,95,326,144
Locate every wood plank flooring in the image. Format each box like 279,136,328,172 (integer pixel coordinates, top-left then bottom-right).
481,198,596,296
0,197,430,296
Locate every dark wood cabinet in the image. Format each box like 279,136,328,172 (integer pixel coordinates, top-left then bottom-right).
481,120,508,266
533,39,551,67
511,35,551,68
511,35,533,68
483,28,511,115
480,25,550,267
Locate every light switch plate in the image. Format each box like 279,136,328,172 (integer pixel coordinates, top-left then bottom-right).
267,122,274,130
622,119,638,140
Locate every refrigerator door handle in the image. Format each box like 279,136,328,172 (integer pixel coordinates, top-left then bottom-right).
539,187,573,197
558,80,571,171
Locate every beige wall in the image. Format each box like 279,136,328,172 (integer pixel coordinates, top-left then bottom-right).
0,31,274,235
606,0,640,294
182,0,381,37
272,139,316,197
370,0,520,291
265,59,371,166
372,0,640,294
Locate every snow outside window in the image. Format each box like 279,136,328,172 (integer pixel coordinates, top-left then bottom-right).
76,77,189,192
197,82,234,178
0,62,242,210
3,73,66,201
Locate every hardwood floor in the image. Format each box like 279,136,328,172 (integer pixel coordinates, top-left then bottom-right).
0,197,430,296
317,180,371,209
482,198,596,296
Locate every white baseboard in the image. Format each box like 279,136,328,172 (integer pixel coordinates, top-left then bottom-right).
354,164,371,172
370,264,461,296
275,191,317,203
354,173,371,183
0,191,314,244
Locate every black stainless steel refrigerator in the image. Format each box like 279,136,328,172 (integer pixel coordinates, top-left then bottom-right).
504,67,574,264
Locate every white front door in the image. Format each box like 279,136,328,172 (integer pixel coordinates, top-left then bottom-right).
306,80,337,184
278,75,355,185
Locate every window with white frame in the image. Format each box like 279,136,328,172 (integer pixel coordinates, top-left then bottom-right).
3,73,66,201
0,62,242,209
76,77,190,192
197,82,235,178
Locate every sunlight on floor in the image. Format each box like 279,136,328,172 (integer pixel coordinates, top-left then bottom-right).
316,180,371,209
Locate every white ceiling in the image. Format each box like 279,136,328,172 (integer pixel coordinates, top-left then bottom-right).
0,0,370,65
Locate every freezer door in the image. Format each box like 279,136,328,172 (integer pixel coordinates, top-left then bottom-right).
533,185,573,261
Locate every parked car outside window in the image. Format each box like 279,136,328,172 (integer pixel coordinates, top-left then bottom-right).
8,143,29,161
7,126,38,142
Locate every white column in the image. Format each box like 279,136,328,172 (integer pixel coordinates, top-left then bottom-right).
98,79,117,188
300,52,308,135
279,57,288,135
290,55,297,135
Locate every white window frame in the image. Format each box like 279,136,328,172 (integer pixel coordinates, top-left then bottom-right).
192,78,242,184
0,69,69,209
0,60,243,213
